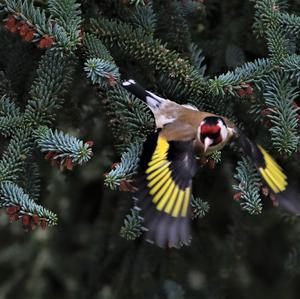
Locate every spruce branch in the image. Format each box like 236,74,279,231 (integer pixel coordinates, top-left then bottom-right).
105,141,142,190
34,126,93,166
281,54,300,83
128,0,147,6
254,0,292,64
0,95,20,117
83,33,114,61
0,128,32,183
208,58,273,95
278,12,300,36
20,162,40,201
191,196,210,219
263,73,299,155
253,0,280,36
84,58,120,89
266,26,290,64
0,114,23,137
0,95,23,136
104,86,154,151
188,43,207,77
24,49,71,127
120,208,144,241
157,1,191,52
48,0,82,51
90,17,207,97
0,181,57,226
83,34,120,88
2,0,55,36
1,0,81,52
130,1,156,35
233,157,263,215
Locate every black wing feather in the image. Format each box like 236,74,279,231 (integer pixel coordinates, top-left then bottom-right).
135,131,197,248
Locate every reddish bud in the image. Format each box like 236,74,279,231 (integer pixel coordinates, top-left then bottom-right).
119,179,137,192
238,89,246,97
6,205,20,215
245,85,254,94
261,186,269,197
270,193,279,206
9,213,19,222
65,158,74,171
107,74,117,86
45,151,57,160
40,219,47,230
8,24,18,33
51,159,60,168
6,15,16,27
233,192,243,201
32,214,40,225
24,30,35,42
111,162,120,170
208,159,216,169
38,36,55,49
85,140,94,147
5,16,17,32
19,23,30,36
22,214,31,226
38,38,47,49
79,27,85,41
261,108,272,117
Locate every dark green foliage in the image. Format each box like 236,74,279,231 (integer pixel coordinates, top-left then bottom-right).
90,17,207,97
0,0,300,299
130,1,156,35
191,196,210,219
25,49,71,126
34,126,93,165
120,208,143,240
104,141,142,190
233,157,263,214
263,72,299,154
0,181,57,225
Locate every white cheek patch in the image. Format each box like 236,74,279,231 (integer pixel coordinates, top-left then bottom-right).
218,120,228,141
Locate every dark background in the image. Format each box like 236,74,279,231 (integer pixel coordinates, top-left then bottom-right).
1,1,300,298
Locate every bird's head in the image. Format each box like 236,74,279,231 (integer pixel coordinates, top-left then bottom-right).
198,116,228,152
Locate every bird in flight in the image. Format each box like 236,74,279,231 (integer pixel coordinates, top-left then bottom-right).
122,79,300,248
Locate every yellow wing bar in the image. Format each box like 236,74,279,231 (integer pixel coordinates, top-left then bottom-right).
145,134,191,218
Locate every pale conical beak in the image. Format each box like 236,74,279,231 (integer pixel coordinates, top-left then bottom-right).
204,137,214,153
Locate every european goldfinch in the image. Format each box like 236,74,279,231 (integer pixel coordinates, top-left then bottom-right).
122,79,300,248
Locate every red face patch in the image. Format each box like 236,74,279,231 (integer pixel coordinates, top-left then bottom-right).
200,124,221,135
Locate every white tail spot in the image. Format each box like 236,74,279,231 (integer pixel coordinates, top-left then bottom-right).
122,79,136,86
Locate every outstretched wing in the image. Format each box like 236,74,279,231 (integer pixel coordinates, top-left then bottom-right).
135,131,197,248
237,133,300,214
